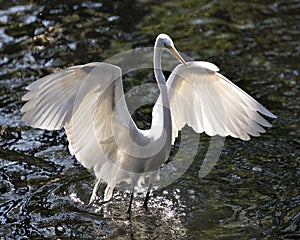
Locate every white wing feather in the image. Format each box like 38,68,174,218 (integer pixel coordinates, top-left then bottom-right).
21,62,137,201
167,61,276,143
21,60,276,201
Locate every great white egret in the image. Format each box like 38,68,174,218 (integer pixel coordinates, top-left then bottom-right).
21,34,276,214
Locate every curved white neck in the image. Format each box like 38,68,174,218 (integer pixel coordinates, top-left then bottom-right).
151,45,172,150
154,47,166,85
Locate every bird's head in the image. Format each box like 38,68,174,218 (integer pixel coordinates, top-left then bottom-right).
156,34,187,66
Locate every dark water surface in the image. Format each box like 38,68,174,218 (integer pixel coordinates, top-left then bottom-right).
0,0,299,239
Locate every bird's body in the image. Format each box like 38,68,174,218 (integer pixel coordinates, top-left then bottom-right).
21,34,276,213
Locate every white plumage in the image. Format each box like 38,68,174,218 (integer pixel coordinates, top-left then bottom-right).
21,34,276,212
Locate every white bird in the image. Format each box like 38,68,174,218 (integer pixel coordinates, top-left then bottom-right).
21,34,276,214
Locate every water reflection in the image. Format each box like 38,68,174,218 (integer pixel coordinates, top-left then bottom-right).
0,0,299,239
88,188,190,239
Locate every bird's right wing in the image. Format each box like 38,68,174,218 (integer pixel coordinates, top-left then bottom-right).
21,63,138,199
167,61,277,144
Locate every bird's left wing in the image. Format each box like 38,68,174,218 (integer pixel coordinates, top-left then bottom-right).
167,61,276,144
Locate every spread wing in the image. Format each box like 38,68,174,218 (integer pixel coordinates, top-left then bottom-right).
167,61,277,143
21,62,139,200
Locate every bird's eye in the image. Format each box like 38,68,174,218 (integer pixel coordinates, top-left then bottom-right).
164,43,169,48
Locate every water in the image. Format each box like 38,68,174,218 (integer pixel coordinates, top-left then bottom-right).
0,0,299,239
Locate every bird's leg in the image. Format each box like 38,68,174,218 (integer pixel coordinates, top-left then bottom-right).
143,183,153,210
89,178,101,205
127,185,135,216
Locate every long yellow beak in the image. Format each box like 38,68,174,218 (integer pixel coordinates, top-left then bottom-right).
169,46,187,67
